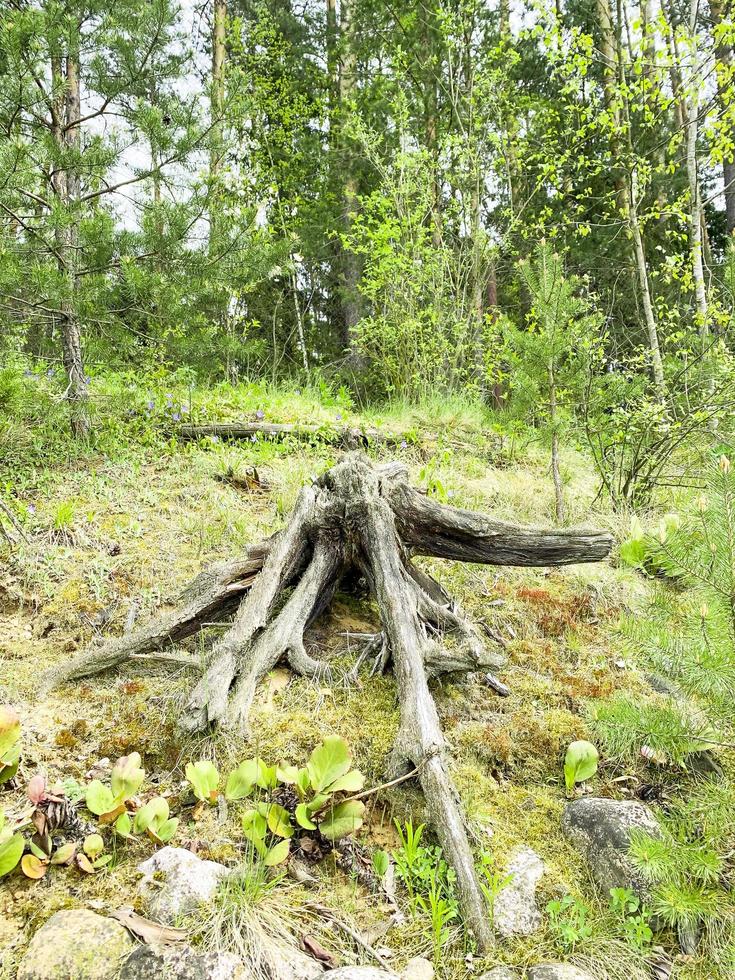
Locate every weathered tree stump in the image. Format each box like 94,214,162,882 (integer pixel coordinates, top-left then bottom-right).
41,453,612,951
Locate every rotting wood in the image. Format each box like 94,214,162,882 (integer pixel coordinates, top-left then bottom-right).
39,452,612,951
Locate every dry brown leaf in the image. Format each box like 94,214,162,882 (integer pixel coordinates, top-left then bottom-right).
301,934,334,965
110,907,188,945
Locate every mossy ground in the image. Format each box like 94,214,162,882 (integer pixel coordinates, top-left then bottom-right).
0,378,722,979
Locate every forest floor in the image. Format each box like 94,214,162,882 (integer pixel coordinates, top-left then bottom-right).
0,378,715,979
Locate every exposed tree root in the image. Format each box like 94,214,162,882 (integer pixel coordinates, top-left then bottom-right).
40,452,612,951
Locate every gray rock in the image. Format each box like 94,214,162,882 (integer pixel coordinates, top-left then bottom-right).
316,970,398,980
477,969,523,980
526,966,596,980
561,798,662,900
401,958,433,980
137,846,229,924
494,846,544,938
119,944,246,980
17,909,135,980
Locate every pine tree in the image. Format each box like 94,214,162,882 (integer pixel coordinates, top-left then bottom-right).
501,243,603,522
595,456,735,964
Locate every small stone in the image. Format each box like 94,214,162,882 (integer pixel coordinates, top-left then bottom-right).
561,798,663,901
119,944,246,980
137,846,229,924
494,846,544,938
526,966,596,980
401,957,433,980
17,909,134,980
477,969,522,980
316,970,399,980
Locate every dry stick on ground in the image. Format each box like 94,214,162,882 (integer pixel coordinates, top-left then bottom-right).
40,452,612,951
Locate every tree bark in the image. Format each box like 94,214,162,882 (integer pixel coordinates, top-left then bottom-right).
710,0,735,235
54,34,89,437
210,0,227,251
40,453,612,952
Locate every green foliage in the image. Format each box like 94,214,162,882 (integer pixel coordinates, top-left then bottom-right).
133,797,179,844
477,852,513,924
221,738,366,868
392,820,459,966
0,810,24,878
594,456,735,953
608,888,653,950
185,760,221,804
0,706,20,785
546,894,594,951
563,740,599,794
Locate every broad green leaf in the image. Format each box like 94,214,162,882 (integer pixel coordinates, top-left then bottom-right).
307,736,352,793
318,800,365,840
0,833,24,877
225,760,259,801
564,740,599,793
265,803,293,838
111,752,145,801
306,793,329,814
50,842,76,865
619,537,646,568
295,768,311,796
83,834,104,859
0,744,19,783
326,769,365,794
0,707,20,761
264,839,291,866
372,850,389,877
276,764,299,784
156,818,179,843
256,762,277,791
295,803,316,830
134,797,169,834
30,840,48,860
114,812,132,838
242,810,268,856
85,780,116,817
93,854,113,869
185,760,219,803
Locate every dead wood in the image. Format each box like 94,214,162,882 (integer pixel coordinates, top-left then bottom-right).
39,453,613,951
177,421,406,449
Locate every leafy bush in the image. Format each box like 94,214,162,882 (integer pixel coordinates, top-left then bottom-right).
186,736,366,867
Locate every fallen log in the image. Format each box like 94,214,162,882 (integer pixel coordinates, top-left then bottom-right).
40,453,612,951
177,421,407,449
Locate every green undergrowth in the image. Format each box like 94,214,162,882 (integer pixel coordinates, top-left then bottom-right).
0,369,724,979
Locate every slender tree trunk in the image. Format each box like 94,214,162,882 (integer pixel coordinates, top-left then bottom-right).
683,0,709,346
57,36,89,438
549,364,565,523
424,2,442,248
598,0,665,395
710,0,735,235
337,0,362,364
210,0,227,252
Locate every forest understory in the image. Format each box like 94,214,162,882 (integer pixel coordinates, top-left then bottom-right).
1,383,729,980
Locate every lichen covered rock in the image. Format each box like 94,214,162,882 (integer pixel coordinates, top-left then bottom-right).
119,943,247,979
494,846,544,938
561,797,662,899
137,845,229,924
17,909,134,980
